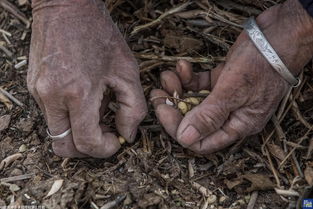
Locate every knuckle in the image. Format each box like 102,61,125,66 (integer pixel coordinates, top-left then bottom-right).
137,104,148,120
75,138,114,158
249,121,265,135
35,75,91,100
36,77,54,98
75,139,94,155
64,79,92,100
65,85,83,99
52,142,67,157
196,104,227,131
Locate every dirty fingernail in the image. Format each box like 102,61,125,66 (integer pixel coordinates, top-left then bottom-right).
178,125,201,147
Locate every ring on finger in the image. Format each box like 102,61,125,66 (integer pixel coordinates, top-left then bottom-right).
47,128,72,140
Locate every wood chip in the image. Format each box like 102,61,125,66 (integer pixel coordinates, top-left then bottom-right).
0,91,13,109
0,87,24,107
192,182,212,197
304,165,313,186
0,153,23,170
247,191,258,209
14,60,27,69
188,159,195,178
0,114,11,131
0,173,34,183
274,188,299,197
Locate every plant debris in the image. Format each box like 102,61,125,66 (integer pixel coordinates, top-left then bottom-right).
0,0,312,208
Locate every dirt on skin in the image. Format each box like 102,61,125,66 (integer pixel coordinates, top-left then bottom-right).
0,0,313,208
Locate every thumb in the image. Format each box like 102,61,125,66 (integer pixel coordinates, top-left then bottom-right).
176,95,230,147
110,78,147,143
176,61,248,147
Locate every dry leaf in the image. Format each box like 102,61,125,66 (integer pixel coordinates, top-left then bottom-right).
18,0,28,6
0,153,23,170
164,34,203,52
0,182,21,192
224,174,273,192
45,179,64,198
224,179,242,190
192,182,212,197
0,115,11,131
304,165,313,186
267,144,286,161
243,174,274,192
0,92,12,110
137,193,162,208
9,184,20,192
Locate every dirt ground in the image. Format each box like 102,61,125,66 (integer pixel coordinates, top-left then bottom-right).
0,0,313,208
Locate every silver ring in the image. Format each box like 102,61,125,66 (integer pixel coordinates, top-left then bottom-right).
244,17,300,87
47,128,72,140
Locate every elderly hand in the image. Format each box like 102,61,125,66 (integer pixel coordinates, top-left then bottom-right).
151,0,313,154
27,0,147,158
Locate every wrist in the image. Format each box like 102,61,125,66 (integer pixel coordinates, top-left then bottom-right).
256,0,313,76
281,0,313,44
32,0,104,20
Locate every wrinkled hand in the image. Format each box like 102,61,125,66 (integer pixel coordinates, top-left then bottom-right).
151,0,313,154
27,0,147,158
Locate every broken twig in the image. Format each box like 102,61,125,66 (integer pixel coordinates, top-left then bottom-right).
0,87,24,107
131,2,192,35
0,0,30,27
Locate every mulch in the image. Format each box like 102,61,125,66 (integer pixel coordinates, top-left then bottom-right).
0,0,312,208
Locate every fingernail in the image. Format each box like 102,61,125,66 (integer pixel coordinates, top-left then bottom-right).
178,125,201,147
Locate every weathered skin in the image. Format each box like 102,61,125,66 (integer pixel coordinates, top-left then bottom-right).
151,0,313,154
28,0,147,158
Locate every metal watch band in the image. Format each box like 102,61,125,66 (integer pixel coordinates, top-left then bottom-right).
244,17,300,87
